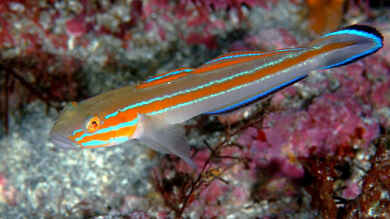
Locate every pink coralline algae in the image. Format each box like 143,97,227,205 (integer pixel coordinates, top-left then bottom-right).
65,16,88,38
238,91,379,178
366,55,390,108
254,28,299,49
182,0,268,11
371,79,390,108
0,174,16,206
143,0,277,49
0,0,270,55
194,180,228,217
342,181,362,200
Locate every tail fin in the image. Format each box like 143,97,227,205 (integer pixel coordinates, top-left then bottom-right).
308,25,383,69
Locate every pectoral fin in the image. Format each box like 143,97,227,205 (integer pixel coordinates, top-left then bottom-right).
133,114,196,168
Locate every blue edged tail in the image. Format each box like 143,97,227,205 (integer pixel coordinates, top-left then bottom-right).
315,24,383,69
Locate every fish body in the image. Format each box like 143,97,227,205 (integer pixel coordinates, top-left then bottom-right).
50,25,383,168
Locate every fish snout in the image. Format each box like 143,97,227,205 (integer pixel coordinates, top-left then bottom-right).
50,133,78,149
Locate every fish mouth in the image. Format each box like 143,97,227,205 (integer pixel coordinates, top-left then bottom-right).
50,132,78,149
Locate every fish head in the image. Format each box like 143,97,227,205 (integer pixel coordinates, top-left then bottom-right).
50,102,89,149
50,101,110,149
50,96,134,149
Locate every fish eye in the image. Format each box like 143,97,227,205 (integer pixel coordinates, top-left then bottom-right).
85,116,101,133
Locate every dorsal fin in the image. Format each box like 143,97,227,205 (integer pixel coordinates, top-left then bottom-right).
137,68,193,89
193,49,304,74
204,51,267,65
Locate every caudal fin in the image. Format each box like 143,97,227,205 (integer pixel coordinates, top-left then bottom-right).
308,24,383,69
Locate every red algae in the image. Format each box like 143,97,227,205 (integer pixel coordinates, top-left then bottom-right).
0,173,17,206
231,26,390,217
342,181,361,200
371,79,390,108
65,16,88,38
182,0,274,11
238,91,379,178
185,33,218,49
152,130,253,217
301,155,339,218
256,28,299,49
142,0,277,49
230,41,389,216
201,180,228,204
341,137,390,218
0,49,82,134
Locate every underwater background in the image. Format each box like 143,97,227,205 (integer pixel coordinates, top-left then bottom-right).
0,0,390,218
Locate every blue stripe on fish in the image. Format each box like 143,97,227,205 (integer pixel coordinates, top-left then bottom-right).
143,55,308,116
205,48,304,65
104,51,305,120
76,119,138,141
72,129,83,136
81,136,129,147
145,68,193,83
105,111,118,119
205,53,266,65
205,75,307,115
